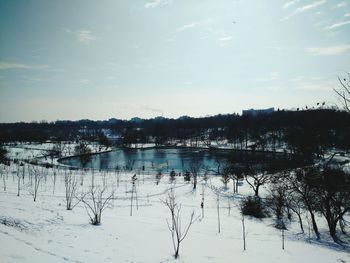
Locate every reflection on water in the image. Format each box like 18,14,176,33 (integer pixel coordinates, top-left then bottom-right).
59,147,230,172
59,147,292,173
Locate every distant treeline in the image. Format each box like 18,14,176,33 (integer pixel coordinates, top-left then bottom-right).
1,109,350,159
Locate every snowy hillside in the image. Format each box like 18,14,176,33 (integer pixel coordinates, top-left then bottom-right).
0,159,349,263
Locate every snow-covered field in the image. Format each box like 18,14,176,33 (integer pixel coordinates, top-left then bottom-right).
0,146,349,263
4,142,112,166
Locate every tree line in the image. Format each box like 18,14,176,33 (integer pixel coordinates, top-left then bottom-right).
1,109,349,158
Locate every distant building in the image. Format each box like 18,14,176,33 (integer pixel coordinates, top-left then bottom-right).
242,107,274,116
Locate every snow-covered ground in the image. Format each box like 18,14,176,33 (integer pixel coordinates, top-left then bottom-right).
127,139,289,152
0,159,349,263
4,142,112,166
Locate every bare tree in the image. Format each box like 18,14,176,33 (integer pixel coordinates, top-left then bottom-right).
189,160,202,190
313,167,350,242
286,192,305,233
29,165,45,202
1,164,7,192
16,164,21,196
281,225,285,250
200,183,205,218
74,142,92,165
245,166,270,198
79,177,115,225
267,183,288,230
286,168,320,240
64,170,80,210
130,174,138,216
216,191,221,233
334,72,350,112
242,215,246,251
220,163,232,189
230,168,244,194
163,189,197,259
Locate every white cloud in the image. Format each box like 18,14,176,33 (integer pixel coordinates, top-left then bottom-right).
283,0,299,9
324,20,350,30
216,32,234,46
78,79,91,85
283,0,326,20
107,62,118,66
305,44,350,55
144,0,172,8
345,13,350,17
176,22,200,32
254,72,279,82
333,2,347,8
31,47,48,53
0,61,48,70
294,83,332,91
217,36,233,42
61,27,72,34
77,30,96,44
296,0,326,13
139,106,163,114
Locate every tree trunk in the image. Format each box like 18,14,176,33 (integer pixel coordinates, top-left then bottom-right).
297,213,304,233
175,242,180,259
310,211,320,240
254,185,260,197
327,219,338,242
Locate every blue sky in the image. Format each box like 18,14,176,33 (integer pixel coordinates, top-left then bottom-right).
0,0,349,122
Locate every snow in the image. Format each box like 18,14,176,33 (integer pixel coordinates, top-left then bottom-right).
0,146,349,263
4,142,112,166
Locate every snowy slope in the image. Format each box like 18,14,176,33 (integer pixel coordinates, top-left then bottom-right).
0,161,349,263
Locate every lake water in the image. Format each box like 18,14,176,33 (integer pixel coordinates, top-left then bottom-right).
59,147,233,172
58,147,290,173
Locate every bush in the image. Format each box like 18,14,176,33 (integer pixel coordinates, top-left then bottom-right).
241,196,267,218
0,146,8,164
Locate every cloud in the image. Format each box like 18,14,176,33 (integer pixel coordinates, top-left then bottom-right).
77,30,96,44
61,27,72,34
294,83,332,91
144,0,172,8
31,47,48,53
78,79,91,85
296,0,326,12
107,62,118,66
176,19,215,33
254,72,279,82
217,34,233,46
283,0,326,20
217,36,233,42
332,2,347,8
139,106,163,115
305,44,350,55
345,13,350,17
324,20,350,30
62,27,97,44
283,0,299,9
0,62,48,70
176,22,200,32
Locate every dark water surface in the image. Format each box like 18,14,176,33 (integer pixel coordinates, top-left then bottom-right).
59,147,234,172
59,147,290,172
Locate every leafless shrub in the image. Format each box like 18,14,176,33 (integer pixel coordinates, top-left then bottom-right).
28,165,45,202
162,189,197,259
64,170,80,210
79,182,115,225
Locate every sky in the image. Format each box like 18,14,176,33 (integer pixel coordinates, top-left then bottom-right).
0,0,350,122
